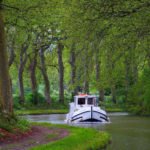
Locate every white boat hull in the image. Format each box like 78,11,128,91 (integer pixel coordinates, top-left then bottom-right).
66,106,109,123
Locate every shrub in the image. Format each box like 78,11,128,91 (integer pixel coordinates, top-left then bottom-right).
25,92,45,105
13,95,22,110
0,114,29,132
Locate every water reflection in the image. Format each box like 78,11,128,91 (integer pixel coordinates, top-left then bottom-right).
24,114,66,124
23,113,150,150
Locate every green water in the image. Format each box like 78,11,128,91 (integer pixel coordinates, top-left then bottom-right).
105,115,150,150
24,113,150,150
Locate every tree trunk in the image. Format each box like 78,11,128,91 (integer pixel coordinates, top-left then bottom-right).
95,51,104,102
69,44,77,98
133,64,138,84
18,67,24,104
0,8,13,117
82,47,89,94
83,62,89,94
18,43,28,104
39,48,51,104
84,80,89,94
111,85,116,104
57,42,64,104
124,56,130,101
8,38,15,67
29,50,38,105
99,89,105,102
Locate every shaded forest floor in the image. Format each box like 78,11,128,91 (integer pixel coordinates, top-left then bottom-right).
0,126,69,150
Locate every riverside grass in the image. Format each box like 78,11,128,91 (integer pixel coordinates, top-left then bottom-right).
15,107,123,115
31,123,110,150
15,109,68,115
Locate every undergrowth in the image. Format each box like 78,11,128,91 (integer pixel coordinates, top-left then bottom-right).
0,115,30,134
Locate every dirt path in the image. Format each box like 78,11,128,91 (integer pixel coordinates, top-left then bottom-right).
0,126,69,150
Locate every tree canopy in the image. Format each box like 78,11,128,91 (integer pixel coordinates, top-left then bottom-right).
0,0,150,117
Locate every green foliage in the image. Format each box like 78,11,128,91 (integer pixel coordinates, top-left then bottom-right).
128,68,150,115
0,118,13,132
0,115,29,132
101,96,125,112
51,90,72,103
15,119,30,131
25,92,45,105
13,95,22,109
2,0,150,115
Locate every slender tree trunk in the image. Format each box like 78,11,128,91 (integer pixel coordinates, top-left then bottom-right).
106,46,117,104
83,53,89,94
83,47,90,94
124,56,130,101
84,80,89,94
18,67,24,104
8,45,15,67
95,51,104,102
0,8,13,117
18,44,28,104
111,85,116,104
57,42,64,103
39,48,51,104
29,51,38,105
133,64,138,84
99,89,105,102
69,44,77,98
7,35,16,67
7,34,15,105
43,74,51,105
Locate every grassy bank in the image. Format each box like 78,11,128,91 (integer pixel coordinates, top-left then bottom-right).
15,107,124,115
0,120,110,150
31,123,110,150
105,107,125,112
15,109,68,115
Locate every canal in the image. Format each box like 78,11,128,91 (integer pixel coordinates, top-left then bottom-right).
23,113,150,150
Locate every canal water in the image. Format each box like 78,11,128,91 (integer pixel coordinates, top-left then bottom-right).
23,113,150,150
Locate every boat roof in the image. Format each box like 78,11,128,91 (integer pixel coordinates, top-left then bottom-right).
74,94,97,98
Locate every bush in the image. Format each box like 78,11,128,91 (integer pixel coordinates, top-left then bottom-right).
16,119,30,131
25,92,45,105
0,113,29,132
51,90,72,103
13,95,22,110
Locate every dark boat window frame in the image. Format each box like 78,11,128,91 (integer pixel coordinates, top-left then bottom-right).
87,98,94,105
78,98,86,105
88,97,97,106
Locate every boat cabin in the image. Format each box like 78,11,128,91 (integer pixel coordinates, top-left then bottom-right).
74,94,98,107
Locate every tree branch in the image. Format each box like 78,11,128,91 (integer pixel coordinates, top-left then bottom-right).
0,3,20,11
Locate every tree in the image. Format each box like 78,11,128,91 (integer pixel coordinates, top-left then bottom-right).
69,43,77,97
0,1,13,118
57,42,64,103
29,42,38,105
18,35,30,104
39,46,51,105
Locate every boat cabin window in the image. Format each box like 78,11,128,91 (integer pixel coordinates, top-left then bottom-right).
78,98,85,105
87,98,94,105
